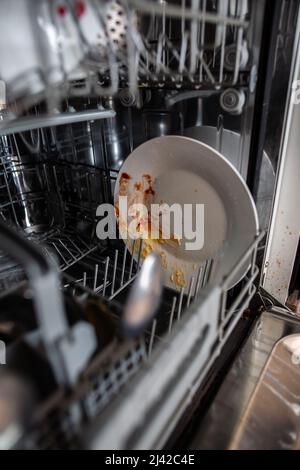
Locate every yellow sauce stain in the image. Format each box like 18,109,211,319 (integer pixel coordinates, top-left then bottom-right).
160,252,167,269
170,269,186,288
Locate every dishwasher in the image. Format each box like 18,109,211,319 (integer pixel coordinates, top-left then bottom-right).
0,0,299,451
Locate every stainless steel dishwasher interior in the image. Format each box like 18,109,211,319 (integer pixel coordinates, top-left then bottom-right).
188,310,300,450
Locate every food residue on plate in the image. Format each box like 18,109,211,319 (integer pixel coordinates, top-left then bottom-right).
119,172,132,196
142,174,155,203
170,269,186,289
121,172,131,180
143,174,152,184
133,239,153,259
160,251,167,269
117,171,185,283
134,182,142,191
141,242,152,258
144,186,155,197
171,234,182,246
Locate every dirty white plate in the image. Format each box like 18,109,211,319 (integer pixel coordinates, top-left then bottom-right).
114,136,259,293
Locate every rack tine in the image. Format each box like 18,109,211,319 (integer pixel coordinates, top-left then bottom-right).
203,258,214,286
161,1,166,69
201,259,209,288
194,266,203,300
177,287,185,320
190,0,200,74
59,240,75,260
187,276,195,307
51,242,67,265
136,239,143,272
121,246,127,287
43,247,56,264
181,0,186,37
207,259,214,283
217,114,224,153
93,264,99,291
102,256,110,297
129,239,136,279
179,32,188,74
233,26,243,84
109,274,137,301
168,297,177,333
83,272,87,287
148,319,157,356
199,0,207,82
110,250,119,296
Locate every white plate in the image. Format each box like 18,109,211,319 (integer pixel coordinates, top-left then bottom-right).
114,136,259,292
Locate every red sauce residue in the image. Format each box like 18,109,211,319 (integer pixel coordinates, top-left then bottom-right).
121,172,132,181
143,174,152,184
119,173,131,196
144,186,155,196
57,4,67,16
134,182,142,191
75,1,86,17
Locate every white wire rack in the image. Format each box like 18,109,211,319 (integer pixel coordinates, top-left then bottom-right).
68,0,251,91
126,0,250,89
0,0,252,115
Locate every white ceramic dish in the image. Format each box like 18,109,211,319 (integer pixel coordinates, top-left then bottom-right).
114,136,259,293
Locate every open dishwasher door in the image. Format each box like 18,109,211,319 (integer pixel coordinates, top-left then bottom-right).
187,310,300,451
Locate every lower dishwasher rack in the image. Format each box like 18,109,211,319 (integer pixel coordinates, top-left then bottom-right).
81,233,264,450
0,130,264,449
0,229,263,450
